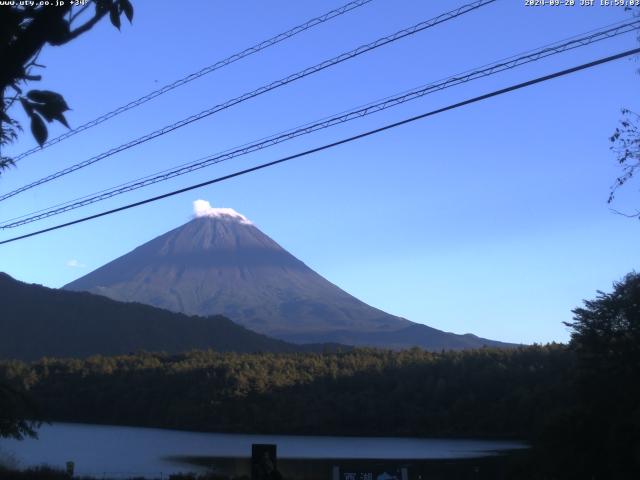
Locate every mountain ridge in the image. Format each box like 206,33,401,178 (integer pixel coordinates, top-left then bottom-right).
0,272,339,361
64,207,515,350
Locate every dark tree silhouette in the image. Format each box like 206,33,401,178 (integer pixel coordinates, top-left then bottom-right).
0,382,39,440
561,273,640,479
566,272,640,350
0,0,133,440
0,0,133,174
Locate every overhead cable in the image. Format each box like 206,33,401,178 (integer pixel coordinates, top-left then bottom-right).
11,0,377,162
0,0,496,202
1,46,638,245
2,18,638,228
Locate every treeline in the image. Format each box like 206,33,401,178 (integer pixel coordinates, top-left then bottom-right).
0,345,570,439
2,273,639,479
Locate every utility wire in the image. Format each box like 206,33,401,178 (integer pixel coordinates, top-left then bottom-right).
0,0,496,203
2,18,638,229
10,0,376,162
1,46,638,246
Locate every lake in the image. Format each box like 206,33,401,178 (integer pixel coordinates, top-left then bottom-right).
0,423,527,479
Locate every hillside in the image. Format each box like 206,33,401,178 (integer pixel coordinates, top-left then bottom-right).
0,272,310,360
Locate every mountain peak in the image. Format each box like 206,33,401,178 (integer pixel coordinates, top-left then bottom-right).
193,200,252,225
63,203,513,350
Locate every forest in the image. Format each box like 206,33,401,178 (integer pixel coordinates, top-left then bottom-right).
1,273,639,479
0,345,569,438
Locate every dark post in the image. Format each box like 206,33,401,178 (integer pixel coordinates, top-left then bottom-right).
251,443,280,480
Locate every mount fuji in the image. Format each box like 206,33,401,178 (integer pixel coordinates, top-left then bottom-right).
64,202,512,350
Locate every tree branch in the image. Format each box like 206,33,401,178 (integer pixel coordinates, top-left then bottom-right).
0,7,70,90
69,2,93,24
609,207,640,218
65,10,109,42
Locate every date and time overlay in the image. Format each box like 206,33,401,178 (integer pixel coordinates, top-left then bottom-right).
525,0,638,6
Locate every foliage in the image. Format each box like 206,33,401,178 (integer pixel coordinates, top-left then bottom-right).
2,274,639,477
0,382,39,440
0,466,236,480
0,346,573,479
0,0,133,172
0,345,571,439
0,0,134,441
0,466,77,480
566,271,640,351
609,110,640,216
555,272,640,479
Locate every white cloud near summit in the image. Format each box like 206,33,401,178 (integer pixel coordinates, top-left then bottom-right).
192,200,252,224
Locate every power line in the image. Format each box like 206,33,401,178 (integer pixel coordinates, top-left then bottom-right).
2,18,638,229
10,0,376,162
1,46,637,246
0,0,496,203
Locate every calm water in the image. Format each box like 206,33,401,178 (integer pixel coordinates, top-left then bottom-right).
0,423,527,478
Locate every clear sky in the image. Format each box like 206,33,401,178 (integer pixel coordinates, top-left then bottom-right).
1,0,639,344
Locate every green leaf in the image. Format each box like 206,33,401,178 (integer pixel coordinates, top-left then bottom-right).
29,113,48,146
32,103,54,122
109,4,121,30
94,0,110,14
53,112,70,129
31,103,71,128
46,16,71,46
24,90,70,132
26,90,69,112
19,97,33,115
119,0,133,22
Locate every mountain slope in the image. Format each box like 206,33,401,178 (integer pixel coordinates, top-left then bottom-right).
0,272,311,361
278,324,515,350
64,206,513,350
65,211,411,336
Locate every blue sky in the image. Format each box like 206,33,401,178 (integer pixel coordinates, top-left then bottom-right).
1,0,639,344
